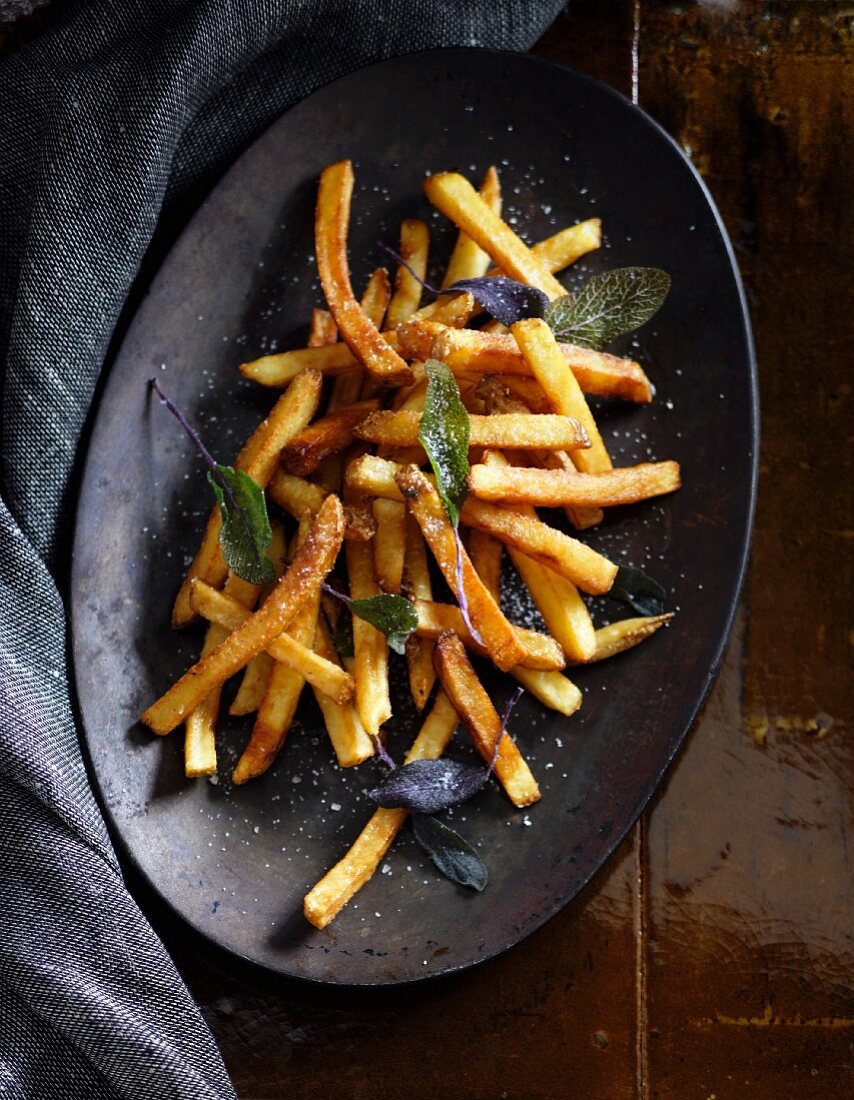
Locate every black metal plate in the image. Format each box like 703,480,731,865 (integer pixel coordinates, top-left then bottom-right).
70,49,757,985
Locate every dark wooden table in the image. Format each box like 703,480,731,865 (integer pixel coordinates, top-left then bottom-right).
5,1,852,1096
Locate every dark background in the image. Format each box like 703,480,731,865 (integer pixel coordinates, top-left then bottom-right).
4,1,852,1097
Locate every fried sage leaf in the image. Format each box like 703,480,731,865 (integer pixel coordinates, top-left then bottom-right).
367,758,487,814
609,564,667,617
412,813,488,891
545,267,670,350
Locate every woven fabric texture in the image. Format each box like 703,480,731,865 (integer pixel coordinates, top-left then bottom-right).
0,1,565,1096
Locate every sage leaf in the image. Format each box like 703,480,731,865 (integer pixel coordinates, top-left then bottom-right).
419,359,470,528
208,465,276,586
368,759,487,814
609,564,667,616
348,594,418,655
412,814,488,891
445,276,549,327
545,267,670,350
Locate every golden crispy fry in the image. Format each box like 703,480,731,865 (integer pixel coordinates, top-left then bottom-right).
460,498,617,595
423,172,565,299
267,470,375,541
355,409,589,452
229,522,288,716
142,495,344,735
477,449,596,663
405,291,476,329
386,219,430,329
172,368,323,627
442,165,502,287
189,581,354,704
345,533,390,737
413,599,564,671
303,690,459,929
183,621,229,777
359,267,393,330
395,465,525,672
183,572,262,776
233,586,320,784
372,498,407,594
308,308,338,347
488,218,601,277
478,377,602,530
431,327,653,404
229,651,273,716
311,616,375,767
316,161,412,386
434,631,540,808
467,528,502,602
468,461,681,508
403,510,435,710
512,317,611,472
587,614,674,664
510,666,582,716
280,399,381,476
239,333,406,388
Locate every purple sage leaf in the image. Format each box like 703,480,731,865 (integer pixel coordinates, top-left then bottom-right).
367,758,487,814
444,277,549,327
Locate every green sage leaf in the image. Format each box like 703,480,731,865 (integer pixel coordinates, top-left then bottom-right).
208,465,276,586
609,564,667,617
333,610,355,659
412,813,488,891
419,359,470,528
544,267,670,351
349,594,418,656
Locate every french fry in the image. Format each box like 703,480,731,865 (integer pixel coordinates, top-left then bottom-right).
460,498,617,595
312,616,375,766
442,165,502,286
510,666,582,716
172,367,323,627
266,470,374,540
303,690,459,929
386,219,430,329
142,494,344,735
587,614,674,664
280,399,381,476
431,327,653,404
434,631,540,808
188,581,354,705
315,160,412,386
423,172,566,299
359,267,393,330
403,510,435,710
372,498,407,594
230,521,288,716
395,465,525,673
229,651,273,716
233,585,321,784
183,572,262,777
468,461,682,508
512,318,612,478
345,530,391,738
405,292,476,330
478,444,597,667
489,218,601,277
356,409,589,452
478,376,602,530
308,308,337,347
413,599,564,671
467,528,503,603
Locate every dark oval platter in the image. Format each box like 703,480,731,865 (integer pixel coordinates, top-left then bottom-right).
71,48,757,985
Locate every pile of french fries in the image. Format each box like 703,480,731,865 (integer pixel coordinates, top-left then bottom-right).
141,160,680,929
